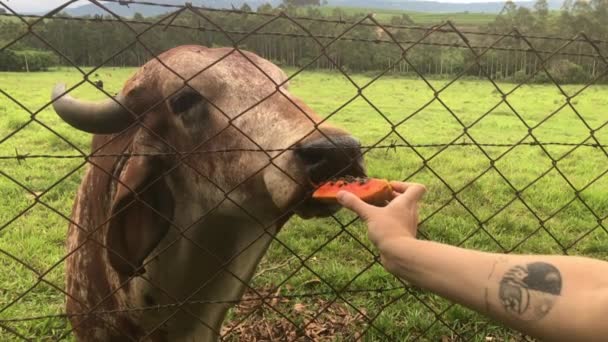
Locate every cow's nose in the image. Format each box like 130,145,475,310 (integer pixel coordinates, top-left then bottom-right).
295,135,366,183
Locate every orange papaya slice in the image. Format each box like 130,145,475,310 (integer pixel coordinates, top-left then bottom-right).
312,177,393,206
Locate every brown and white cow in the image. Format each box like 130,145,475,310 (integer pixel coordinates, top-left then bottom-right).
51,45,365,341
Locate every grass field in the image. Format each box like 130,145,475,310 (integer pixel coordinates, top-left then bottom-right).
1,66,608,341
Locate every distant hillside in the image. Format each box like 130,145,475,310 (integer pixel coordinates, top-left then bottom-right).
330,0,564,13
53,0,565,18
63,0,282,17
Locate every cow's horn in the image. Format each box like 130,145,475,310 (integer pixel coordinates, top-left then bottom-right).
51,83,135,134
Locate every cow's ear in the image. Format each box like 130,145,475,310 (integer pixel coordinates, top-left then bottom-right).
106,155,174,277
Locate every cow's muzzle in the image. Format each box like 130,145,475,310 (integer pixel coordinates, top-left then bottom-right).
292,135,367,218
295,135,366,185
295,135,365,184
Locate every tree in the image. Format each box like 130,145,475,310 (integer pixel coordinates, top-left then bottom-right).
500,1,518,16
257,3,274,13
534,0,549,31
240,3,252,12
534,0,549,17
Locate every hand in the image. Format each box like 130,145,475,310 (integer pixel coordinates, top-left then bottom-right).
337,182,426,251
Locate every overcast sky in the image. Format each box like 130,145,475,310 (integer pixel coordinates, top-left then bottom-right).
3,0,87,12
4,0,509,13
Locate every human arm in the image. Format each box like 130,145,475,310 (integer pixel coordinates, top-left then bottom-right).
337,182,608,342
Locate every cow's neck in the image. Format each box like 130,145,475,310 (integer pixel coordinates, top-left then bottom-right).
121,209,289,341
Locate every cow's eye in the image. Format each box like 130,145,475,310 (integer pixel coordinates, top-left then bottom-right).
169,90,204,114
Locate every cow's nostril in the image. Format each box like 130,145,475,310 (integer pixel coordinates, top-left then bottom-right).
296,136,360,165
295,145,328,167
295,136,365,183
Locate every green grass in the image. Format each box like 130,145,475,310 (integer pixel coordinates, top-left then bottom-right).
1,67,608,341
405,11,496,25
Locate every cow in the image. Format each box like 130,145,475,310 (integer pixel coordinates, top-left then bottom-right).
50,45,365,341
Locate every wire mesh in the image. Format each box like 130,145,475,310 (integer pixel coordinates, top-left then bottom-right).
1,0,607,341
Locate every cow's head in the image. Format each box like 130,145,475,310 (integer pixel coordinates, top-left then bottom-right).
51,46,365,276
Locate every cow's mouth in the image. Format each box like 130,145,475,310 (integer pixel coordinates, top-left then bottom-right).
295,156,366,219
288,134,366,219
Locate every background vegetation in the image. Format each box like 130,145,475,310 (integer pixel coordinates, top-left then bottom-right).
1,0,608,83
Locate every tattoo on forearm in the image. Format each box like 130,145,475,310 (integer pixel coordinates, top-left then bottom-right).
498,262,562,321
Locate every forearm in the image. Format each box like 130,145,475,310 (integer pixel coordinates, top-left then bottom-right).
379,238,608,341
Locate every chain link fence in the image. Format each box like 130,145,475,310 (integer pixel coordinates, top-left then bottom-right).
1,0,607,341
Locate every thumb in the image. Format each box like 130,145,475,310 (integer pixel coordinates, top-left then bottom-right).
337,191,373,219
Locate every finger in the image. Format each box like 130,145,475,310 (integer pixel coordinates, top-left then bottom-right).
389,181,425,194
406,184,427,201
337,191,374,218
389,184,427,208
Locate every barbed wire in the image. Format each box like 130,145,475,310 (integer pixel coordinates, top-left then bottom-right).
0,141,605,162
